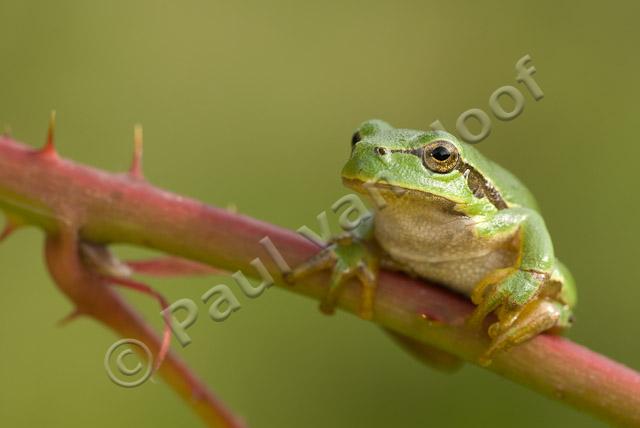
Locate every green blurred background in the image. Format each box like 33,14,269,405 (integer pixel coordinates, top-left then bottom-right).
0,1,638,427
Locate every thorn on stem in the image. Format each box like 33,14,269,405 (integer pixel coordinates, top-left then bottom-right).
0,215,24,242
40,110,58,158
129,124,144,180
57,309,83,327
0,224,16,242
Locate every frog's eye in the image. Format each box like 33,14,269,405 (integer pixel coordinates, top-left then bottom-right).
351,131,362,147
423,141,459,173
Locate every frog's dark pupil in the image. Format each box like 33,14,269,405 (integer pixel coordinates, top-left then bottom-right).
351,132,362,146
431,146,451,161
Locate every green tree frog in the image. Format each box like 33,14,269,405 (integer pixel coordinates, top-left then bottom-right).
286,119,576,363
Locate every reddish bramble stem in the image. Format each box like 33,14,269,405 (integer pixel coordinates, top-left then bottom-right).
0,135,639,427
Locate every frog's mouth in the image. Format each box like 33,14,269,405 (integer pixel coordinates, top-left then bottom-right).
341,177,369,193
342,177,449,203
341,177,399,195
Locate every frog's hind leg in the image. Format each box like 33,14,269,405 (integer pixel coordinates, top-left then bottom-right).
479,298,572,366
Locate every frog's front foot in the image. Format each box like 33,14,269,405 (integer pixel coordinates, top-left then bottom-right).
284,234,378,319
468,268,571,365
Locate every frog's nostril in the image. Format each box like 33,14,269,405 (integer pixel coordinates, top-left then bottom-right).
375,147,388,156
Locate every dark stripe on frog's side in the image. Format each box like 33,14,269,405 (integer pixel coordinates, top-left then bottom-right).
388,147,508,210
455,162,508,209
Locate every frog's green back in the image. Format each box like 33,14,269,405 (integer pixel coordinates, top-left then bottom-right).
455,140,541,212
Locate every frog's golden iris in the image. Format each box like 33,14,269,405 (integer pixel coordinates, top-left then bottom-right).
422,141,459,173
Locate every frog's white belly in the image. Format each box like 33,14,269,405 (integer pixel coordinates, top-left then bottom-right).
373,197,518,296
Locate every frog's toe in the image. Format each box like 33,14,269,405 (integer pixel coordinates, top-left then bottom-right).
355,261,377,319
319,266,352,315
468,268,515,328
283,246,336,284
470,267,515,305
479,298,568,366
468,284,504,330
318,259,377,319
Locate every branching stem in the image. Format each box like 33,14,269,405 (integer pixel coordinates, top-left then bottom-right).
0,135,639,427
